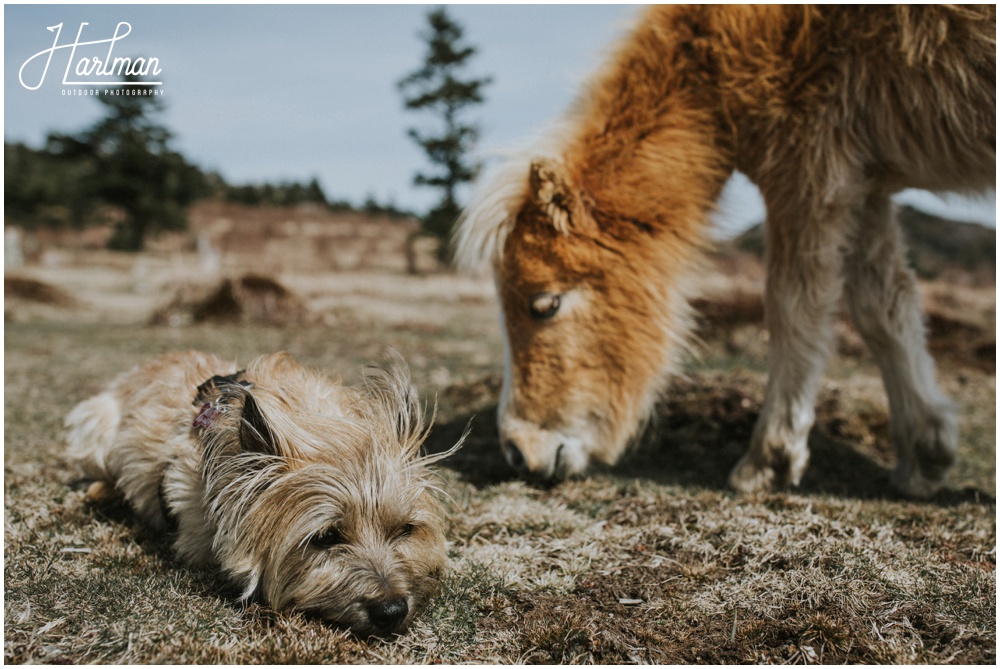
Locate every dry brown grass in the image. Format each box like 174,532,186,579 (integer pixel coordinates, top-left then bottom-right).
4,249,995,663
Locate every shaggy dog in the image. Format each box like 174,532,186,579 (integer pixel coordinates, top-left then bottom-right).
65,351,460,636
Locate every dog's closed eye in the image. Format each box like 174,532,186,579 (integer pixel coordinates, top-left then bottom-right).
310,527,345,549
394,523,415,541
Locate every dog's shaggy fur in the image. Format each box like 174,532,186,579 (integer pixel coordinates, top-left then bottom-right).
65,351,459,636
455,5,995,497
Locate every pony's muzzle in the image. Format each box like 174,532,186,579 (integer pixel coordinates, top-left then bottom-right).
502,437,566,479
500,417,587,480
500,430,561,479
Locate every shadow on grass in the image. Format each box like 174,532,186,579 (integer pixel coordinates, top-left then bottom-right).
68,483,245,602
71,491,398,646
424,410,520,488
425,398,994,507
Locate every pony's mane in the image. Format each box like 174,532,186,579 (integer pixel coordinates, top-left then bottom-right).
452,119,579,275
453,8,644,275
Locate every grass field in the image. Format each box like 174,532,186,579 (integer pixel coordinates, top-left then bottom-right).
4,251,995,663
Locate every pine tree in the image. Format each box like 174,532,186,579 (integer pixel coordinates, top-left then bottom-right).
398,7,492,245
47,73,207,250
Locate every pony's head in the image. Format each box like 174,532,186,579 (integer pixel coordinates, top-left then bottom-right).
455,155,700,479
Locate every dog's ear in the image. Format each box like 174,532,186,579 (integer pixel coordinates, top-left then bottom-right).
363,353,427,459
239,392,279,456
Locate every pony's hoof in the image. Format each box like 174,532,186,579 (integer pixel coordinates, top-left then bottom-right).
728,456,778,493
891,408,956,499
729,446,808,493
890,463,944,499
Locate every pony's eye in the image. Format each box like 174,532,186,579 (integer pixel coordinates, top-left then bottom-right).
529,292,561,320
395,523,416,541
311,527,345,549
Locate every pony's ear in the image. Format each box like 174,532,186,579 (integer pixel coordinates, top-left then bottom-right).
529,158,582,234
239,392,280,457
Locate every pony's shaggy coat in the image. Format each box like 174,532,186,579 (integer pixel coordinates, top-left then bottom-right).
65,351,458,636
456,5,995,496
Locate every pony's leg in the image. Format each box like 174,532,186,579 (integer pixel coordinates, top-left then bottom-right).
729,195,847,493
843,194,957,498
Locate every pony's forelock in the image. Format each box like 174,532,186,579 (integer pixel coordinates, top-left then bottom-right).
452,154,532,275
453,121,578,274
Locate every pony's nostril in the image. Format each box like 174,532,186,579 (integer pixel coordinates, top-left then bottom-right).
554,443,565,475
504,439,527,471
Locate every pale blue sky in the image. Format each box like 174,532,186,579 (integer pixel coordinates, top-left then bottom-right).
5,3,995,235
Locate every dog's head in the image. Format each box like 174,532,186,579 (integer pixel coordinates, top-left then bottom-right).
193,352,459,637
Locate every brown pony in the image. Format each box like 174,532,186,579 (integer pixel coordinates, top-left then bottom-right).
454,5,995,497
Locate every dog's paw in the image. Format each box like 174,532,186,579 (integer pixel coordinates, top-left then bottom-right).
84,480,118,505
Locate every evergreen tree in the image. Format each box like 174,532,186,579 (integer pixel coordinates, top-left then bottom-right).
305,177,328,205
4,141,96,229
47,73,208,250
398,7,491,244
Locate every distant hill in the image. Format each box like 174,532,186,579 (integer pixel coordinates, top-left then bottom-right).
731,205,995,284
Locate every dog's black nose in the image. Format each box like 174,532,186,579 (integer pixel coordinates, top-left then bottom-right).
366,597,408,633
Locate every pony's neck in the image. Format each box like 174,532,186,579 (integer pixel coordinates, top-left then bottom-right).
563,7,736,241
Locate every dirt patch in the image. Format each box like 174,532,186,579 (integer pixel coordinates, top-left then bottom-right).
4,273,82,323
151,274,309,326
692,287,996,373
691,290,764,339
5,274,77,307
